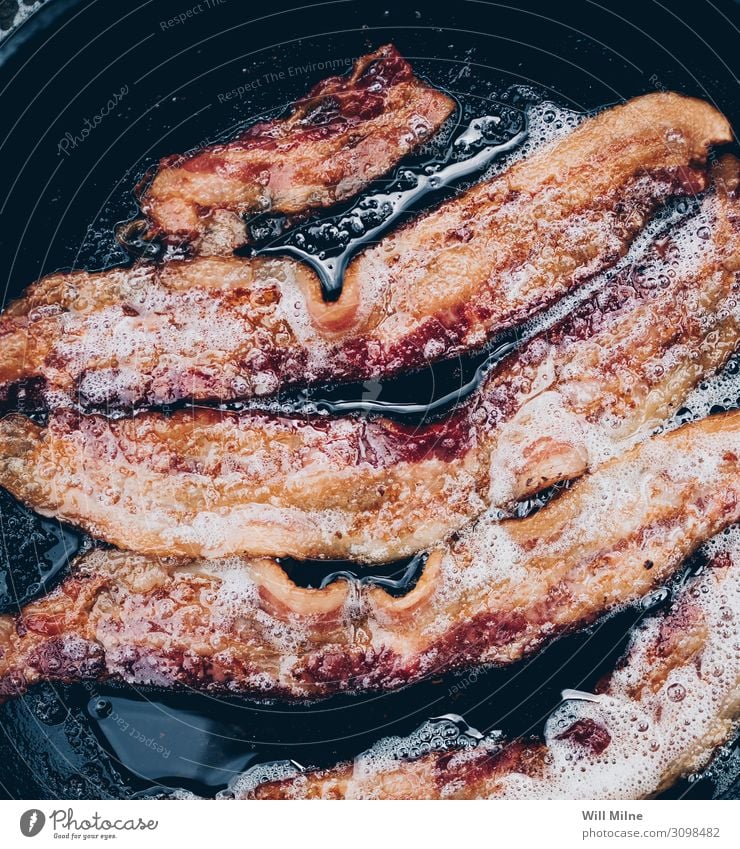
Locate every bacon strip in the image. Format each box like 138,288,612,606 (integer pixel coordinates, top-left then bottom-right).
1,163,737,561
137,45,456,253
246,538,740,799
0,93,731,411
1,413,738,703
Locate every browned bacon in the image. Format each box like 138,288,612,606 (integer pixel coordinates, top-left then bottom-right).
1,163,737,561
1,412,738,703
246,538,740,798
137,45,456,252
0,93,731,411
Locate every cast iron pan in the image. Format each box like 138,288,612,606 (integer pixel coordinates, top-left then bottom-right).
0,0,738,800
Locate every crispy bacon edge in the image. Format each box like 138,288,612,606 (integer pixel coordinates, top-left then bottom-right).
0,160,737,561
0,412,738,704
0,93,732,412
245,537,740,799
137,44,456,252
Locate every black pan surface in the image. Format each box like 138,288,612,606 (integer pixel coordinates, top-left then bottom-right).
0,0,738,800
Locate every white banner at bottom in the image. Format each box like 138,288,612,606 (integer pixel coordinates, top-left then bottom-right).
0,799,737,849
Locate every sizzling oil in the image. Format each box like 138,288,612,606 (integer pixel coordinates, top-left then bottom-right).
0,77,739,799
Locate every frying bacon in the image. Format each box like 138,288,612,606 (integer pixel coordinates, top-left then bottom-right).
138,45,456,253
0,93,731,411
246,538,740,799
1,412,738,702
1,163,737,561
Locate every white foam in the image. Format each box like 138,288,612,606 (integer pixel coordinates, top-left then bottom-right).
509,535,740,799
218,761,304,799
485,184,739,509
235,533,739,799
436,516,526,602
